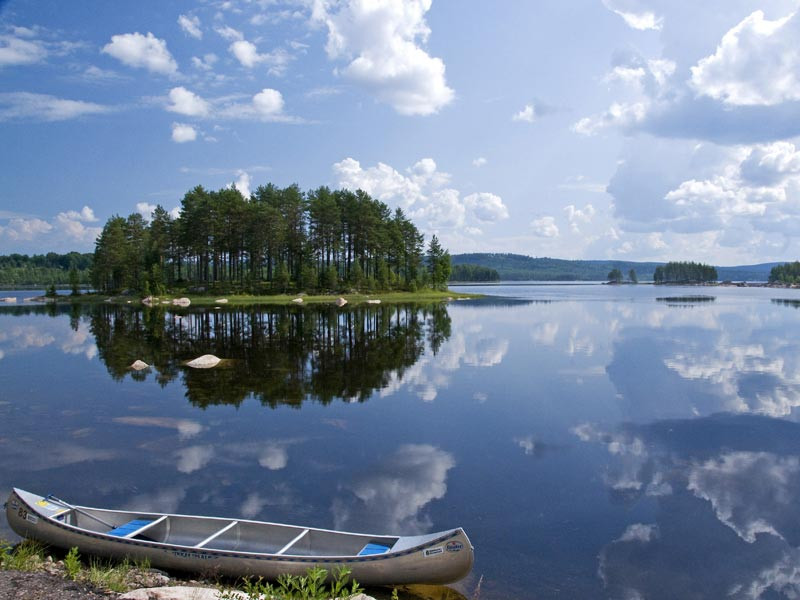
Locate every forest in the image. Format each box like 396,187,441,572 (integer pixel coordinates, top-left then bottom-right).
0,252,92,286
769,261,800,284
653,261,717,284
449,263,500,282
91,183,451,295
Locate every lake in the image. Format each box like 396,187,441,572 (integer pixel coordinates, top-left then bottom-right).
2,284,800,599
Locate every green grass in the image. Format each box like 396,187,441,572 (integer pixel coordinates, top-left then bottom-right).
0,539,47,571
0,541,154,594
37,289,478,307
218,566,364,600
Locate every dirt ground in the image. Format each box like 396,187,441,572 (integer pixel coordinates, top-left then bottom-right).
0,569,111,599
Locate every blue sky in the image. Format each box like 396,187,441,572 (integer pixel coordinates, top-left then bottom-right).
2,0,800,264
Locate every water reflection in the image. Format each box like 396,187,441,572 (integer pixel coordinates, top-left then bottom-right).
84,303,451,407
333,444,455,534
579,414,800,599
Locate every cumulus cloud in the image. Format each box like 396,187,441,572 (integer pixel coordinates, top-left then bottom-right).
178,14,202,40
464,192,509,222
229,169,252,198
530,216,559,238
0,92,111,122
691,10,800,107
565,204,596,233
512,104,535,123
102,32,178,75
332,156,507,236
312,0,454,115
472,157,487,167
171,122,197,143
229,39,292,75
175,445,214,474
167,86,211,117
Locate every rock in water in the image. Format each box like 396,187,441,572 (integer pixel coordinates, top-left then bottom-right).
172,297,191,307
186,354,221,369
366,299,381,304
215,298,228,303
1,297,16,303
292,297,304,304
130,360,149,371
335,297,348,307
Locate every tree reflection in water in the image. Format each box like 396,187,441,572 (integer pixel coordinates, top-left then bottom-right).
87,303,452,408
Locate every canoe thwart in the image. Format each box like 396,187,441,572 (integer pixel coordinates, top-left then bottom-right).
195,520,238,549
276,529,308,555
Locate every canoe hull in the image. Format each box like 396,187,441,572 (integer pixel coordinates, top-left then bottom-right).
5,489,473,586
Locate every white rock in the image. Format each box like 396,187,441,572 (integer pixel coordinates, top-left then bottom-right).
366,299,381,304
1,297,16,303
130,360,149,371
119,586,242,600
186,354,221,369
335,297,348,307
292,298,304,304
172,297,191,307
215,298,228,304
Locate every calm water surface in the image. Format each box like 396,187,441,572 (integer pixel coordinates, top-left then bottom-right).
3,284,800,599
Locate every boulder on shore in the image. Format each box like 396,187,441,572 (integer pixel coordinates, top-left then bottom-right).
366,299,381,304
130,360,149,371
215,298,228,304
172,297,191,307
335,297,348,307
292,297,304,304
186,354,221,369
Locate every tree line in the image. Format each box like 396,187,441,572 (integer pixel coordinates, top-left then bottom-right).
449,263,500,282
769,261,800,284
92,183,452,295
653,261,717,284
0,252,92,286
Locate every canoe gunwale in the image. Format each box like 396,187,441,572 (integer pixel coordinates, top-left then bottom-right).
13,490,466,565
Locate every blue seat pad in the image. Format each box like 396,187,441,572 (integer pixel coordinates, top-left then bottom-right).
358,543,390,556
107,519,152,537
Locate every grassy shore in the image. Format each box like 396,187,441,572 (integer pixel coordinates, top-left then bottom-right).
35,289,479,307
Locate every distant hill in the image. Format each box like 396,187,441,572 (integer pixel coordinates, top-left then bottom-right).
451,253,781,282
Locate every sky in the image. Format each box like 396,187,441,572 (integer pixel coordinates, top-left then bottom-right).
2,0,800,265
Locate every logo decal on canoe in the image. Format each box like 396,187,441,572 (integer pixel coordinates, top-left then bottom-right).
26,513,39,525
446,541,463,553
9,500,19,511
424,546,444,558
172,550,213,560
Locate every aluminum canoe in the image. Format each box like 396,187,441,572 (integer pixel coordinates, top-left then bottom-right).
5,488,473,586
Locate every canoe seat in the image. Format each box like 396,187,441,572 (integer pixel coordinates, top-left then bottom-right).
358,543,390,556
108,519,153,537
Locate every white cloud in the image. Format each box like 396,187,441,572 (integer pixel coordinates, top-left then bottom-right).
530,216,559,238
61,206,97,222
332,156,505,237
215,25,244,41
175,445,214,474
617,523,659,543
191,53,218,71
102,32,178,76
602,0,662,31
691,10,800,106
167,86,211,117
230,169,252,198
565,204,596,233
171,122,198,143
0,92,111,122
136,202,157,220
0,217,52,241
463,192,509,222
572,101,647,136
230,39,261,67
178,14,202,39
472,157,487,167
312,0,454,115
258,444,288,470
0,33,47,66
252,88,284,116
512,104,535,123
